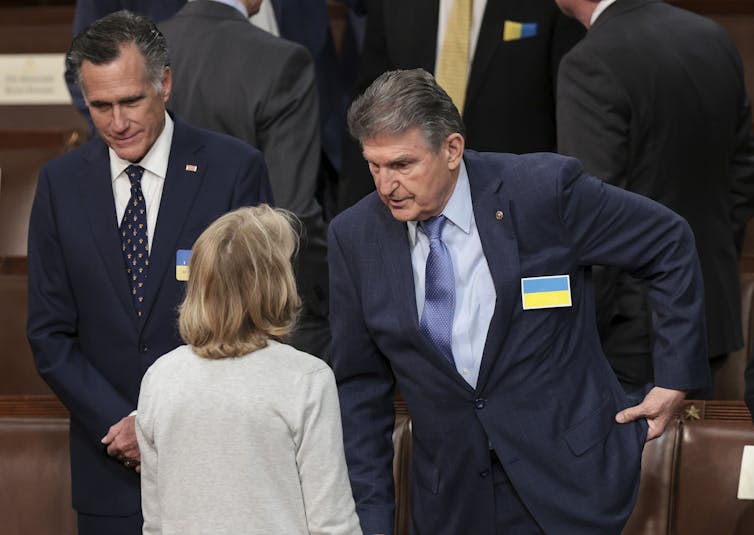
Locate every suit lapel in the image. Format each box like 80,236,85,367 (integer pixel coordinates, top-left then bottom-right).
376,204,468,383
378,210,418,330
78,140,139,326
140,120,205,325
464,152,520,392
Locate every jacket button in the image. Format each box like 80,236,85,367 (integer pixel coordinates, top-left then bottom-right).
475,398,486,409
479,469,490,478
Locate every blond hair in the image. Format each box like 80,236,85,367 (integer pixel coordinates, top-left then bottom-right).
178,205,301,358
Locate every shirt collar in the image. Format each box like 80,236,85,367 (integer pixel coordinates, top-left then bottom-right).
189,0,249,17
591,0,619,25
408,159,473,246
110,111,174,183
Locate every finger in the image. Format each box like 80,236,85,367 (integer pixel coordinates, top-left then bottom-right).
615,406,641,424
101,427,116,445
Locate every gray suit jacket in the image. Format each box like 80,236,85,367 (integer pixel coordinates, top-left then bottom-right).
160,1,330,352
557,0,754,378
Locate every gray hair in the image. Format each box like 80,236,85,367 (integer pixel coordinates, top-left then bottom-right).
67,10,169,97
347,69,465,152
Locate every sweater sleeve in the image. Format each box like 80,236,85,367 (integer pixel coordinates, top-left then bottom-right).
136,367,162,535
293,366,364,535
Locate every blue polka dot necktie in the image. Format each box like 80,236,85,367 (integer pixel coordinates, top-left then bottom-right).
120,165,149,317
419,215,455,364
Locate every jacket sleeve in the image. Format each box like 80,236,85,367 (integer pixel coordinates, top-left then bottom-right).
136,367,161,535
27,167,135,442
554,157,709,390
328,219,396,535
294,366,364,535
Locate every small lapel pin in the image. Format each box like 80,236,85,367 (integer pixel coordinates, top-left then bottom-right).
185,164,198,172
496,210,504,220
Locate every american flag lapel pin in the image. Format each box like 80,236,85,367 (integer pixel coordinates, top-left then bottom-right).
185,164,198,172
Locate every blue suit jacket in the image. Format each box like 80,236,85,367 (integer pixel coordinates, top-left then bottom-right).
328,150,709,534
27,116,272,515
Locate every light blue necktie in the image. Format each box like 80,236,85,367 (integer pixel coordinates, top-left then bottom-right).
120,165,149,317
420,215,455,364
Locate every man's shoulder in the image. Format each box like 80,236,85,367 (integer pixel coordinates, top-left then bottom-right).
39,136,104,175
162,6,311,61
465,150,578,183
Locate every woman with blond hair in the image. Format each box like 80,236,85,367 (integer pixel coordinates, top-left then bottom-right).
135,205,361,535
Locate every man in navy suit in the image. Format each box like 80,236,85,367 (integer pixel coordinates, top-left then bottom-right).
329,69,709,534
27,12,271,534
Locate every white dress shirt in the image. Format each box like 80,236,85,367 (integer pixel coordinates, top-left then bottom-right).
408,160,496,388
110,112,174,254
249,0,280,35
591,0,619,25
435,0,488,79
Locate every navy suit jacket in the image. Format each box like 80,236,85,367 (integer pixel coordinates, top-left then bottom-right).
329,150,709,534
27,116,272,515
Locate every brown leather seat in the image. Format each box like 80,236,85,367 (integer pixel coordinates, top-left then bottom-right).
392,400,754,535
622,421,680,535
673,418,754,535
393,397,412,535
0,417,76,534
0,274,52,395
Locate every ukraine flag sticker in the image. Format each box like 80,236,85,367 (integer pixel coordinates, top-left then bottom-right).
503,20,538,42
521,275,572,310
176,249,191,281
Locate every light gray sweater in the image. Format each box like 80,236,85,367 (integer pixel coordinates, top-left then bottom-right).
136,341,362,535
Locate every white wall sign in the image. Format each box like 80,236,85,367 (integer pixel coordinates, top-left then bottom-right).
0,54,71,105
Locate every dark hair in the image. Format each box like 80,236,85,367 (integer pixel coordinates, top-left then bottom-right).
67,10,169,97
347,68,466,152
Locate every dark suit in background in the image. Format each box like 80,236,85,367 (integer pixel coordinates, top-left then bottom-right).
337,0,584,211
267,0,367,218
160,0,331,359
556,0,754,392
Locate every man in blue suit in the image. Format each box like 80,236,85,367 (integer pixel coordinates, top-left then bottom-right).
27,12,271,534
329,69,709,534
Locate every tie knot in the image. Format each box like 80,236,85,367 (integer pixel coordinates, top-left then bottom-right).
421,215,447,241
125,165,144,187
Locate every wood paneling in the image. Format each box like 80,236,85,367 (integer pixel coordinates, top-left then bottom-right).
0,6,75,53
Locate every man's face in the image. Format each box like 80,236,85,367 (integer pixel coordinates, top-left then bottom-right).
81,43,171,163
362,127,464,222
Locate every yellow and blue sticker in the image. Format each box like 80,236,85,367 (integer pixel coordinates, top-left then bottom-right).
176,249,191,281
521,275,572,310
503,20,538,42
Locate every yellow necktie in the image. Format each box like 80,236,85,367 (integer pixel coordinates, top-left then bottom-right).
436,0,473,113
